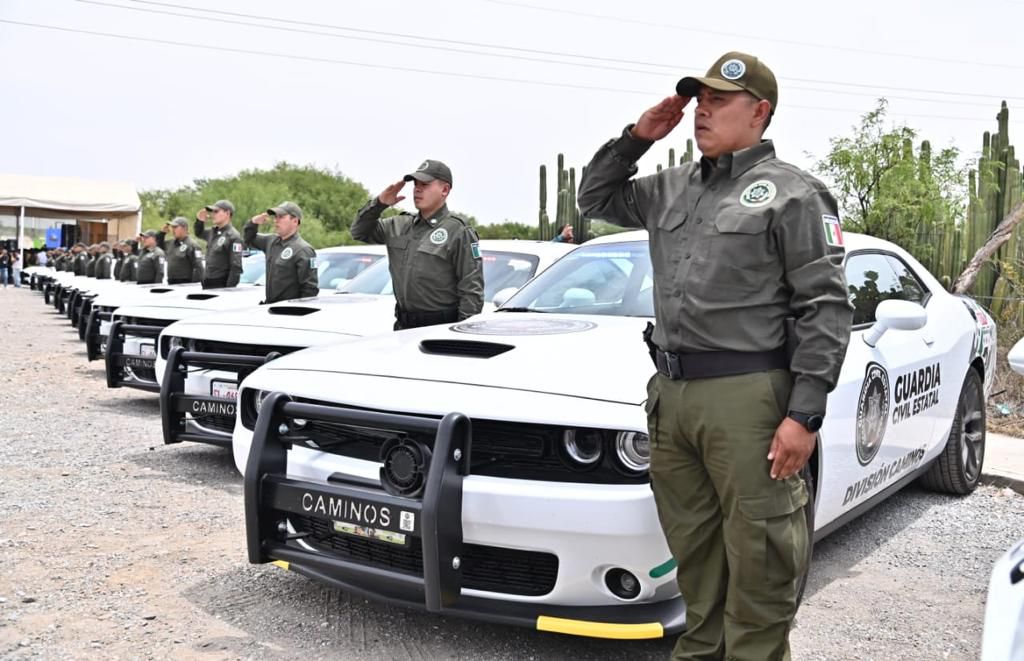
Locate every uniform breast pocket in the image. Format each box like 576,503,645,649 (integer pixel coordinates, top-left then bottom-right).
651,212,687,266
692,212,776,298
387,235,411,256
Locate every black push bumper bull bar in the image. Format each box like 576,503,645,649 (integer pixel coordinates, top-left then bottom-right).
104,319,163,392
84,306,113,361
246,394,471,614
160,345,279,447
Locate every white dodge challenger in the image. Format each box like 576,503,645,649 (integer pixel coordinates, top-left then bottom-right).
154,240,574,447
232,230,995,640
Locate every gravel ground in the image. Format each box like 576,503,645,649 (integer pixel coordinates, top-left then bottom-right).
0,285,1021,660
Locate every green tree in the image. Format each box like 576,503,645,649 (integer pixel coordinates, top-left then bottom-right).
814,99,966,275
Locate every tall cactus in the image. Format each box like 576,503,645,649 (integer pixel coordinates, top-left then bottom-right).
538,164,550,240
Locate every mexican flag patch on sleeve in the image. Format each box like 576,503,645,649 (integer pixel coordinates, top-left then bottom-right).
822,214,844,247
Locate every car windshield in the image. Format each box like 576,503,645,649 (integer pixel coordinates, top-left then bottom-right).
317,252,383,289
240,253,265,285
501,240,653,316
338,251,542,300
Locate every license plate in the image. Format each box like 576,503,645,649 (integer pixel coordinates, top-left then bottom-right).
333,521,407,546
140,344,156,358
211,380,238,400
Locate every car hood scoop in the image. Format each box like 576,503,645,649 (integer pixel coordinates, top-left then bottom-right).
419,339,513,358
268,306,319,317
185,293,219,301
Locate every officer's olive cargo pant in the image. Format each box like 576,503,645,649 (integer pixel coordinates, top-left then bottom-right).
647,369,809,661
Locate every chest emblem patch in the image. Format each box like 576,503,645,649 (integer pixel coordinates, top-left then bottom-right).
217,236,226,246
280,247,293,260
721,59,746,80
429,228,448,245
739,180,776,208
178,244,187,252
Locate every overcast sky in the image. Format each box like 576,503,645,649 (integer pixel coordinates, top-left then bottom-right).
2,0,1023,226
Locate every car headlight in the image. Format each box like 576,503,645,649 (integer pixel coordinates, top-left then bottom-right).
614,431,650,472
562,429,603,466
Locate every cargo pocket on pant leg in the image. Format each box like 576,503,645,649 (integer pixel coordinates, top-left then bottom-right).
734,479,809,596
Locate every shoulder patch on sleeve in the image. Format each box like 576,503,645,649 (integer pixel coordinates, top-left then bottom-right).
822,214,845,247
309,257,317,269
232,242,242,253
471,242,481,259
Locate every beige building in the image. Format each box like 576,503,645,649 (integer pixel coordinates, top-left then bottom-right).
0,174,141,260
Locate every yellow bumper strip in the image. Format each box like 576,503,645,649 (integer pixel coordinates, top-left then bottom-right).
536,615,664,640
271,560,290,571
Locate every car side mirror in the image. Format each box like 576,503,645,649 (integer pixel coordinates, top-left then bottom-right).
863,300,927,347
492,287,518,308
1008,339,1024,376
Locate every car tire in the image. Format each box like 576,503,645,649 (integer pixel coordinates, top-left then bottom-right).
919,368,985,495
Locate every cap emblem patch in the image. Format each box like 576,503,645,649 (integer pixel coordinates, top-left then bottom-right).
721,59,746,80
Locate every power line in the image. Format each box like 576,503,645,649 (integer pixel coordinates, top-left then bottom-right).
74,0,1003,110
481,0,1024,72
93,0,1024,103
0,17,1015,125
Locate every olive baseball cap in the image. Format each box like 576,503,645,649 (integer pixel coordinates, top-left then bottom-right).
404,159,453,186
170,216,189,228
267,201,303,220
204,199,235,214
676,51,778,112
142,230,160,239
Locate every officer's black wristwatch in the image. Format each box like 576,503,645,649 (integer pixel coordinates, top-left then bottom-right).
787,411,824,432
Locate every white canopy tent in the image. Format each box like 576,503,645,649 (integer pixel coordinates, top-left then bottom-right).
0,173,141,258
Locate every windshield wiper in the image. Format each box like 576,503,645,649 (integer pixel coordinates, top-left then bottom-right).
496,307,547,313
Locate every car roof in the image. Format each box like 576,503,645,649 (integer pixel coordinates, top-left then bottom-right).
584,228,886,253
318,245,388,256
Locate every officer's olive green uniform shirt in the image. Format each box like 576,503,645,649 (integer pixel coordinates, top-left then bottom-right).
72,253,88,275
242,223,319,304
194,219,243,286
160,233,204,283
113,255,123,280
135,247,165,285
578,128,853,414
119,254,138,282
85,256,97,277
95,253,113,280
351,200,484,320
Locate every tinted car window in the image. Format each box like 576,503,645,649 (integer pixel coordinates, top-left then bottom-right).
239,254,265,284
885,255,927,304
845,253,907,326
502,241,653,316
317,253,382,289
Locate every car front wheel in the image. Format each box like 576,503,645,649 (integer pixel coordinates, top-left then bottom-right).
919,368,985,495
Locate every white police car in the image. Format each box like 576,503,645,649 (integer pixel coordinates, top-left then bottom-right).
104,246,386,393
154,241,574,447
232,230,994,639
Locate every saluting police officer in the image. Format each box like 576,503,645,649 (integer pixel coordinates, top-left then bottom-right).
579,52,853,660
95,242,114,279
135,231,166,285
243,201,319,304
71,243,88,275
112,243,125,280
119,241,139,283
194,200,243,288
84,244,99,277
158,217,204,284
351,160,483,329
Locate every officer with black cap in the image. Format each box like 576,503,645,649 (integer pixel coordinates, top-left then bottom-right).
118,241,139,282
243,201,318,304
351,159,483,329
95,242,114,279
194,199,243,288
579,51,853,660
158,217,204,284
135,230,166,285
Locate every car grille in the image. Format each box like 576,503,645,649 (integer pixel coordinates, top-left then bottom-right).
126,364,157,383
288,514,558,596
161,337,299,361
190,413,234,433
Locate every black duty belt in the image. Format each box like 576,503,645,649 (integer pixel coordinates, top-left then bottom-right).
395,306,459,330
653,346,788,380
